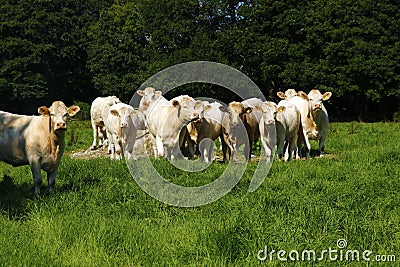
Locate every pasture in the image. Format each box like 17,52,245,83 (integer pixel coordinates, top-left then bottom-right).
0,120,399,266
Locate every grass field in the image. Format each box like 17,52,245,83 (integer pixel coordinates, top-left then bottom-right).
0,120,399,266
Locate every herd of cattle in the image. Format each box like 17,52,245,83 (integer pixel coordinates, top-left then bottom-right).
0,88,331,194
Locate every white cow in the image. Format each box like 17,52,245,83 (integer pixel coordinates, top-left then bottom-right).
105,103,144,160
242,98,266,159
90,96,121,150
219,102,253,160
186,101,227,162
137,87,162,118
146,95,206,160
307,89,332,157
0,101,80,194
170,96,212,160
277,89,317,158
274,100,302,161
253,101,276,162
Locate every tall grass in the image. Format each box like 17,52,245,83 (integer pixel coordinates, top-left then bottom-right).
0,122,399,266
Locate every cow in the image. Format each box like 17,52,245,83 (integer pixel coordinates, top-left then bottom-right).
136,87,162,118
307,89,332,157
0,101,80,194
105,103,144,160
146,95,207,160
219,102,253,160
277,89,317,158
90,96,121,150
273,100,302,161
241,98,266,159
253,101,276,162
171,95,202,159
186,101,228,162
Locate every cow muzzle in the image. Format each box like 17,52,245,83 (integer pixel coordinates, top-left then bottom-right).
191,113,200,122
314,104,322,110
55,122,67,130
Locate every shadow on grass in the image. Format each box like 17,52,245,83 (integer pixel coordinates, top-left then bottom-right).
0,175,33,220
0,174,101,220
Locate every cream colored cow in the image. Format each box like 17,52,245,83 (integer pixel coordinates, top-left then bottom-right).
277,89,317,158
307,89,332,157
90,96,121,150
0,101,80,194
146,95,206,160
105,103,144,160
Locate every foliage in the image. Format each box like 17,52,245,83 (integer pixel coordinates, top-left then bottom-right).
0,0,399,120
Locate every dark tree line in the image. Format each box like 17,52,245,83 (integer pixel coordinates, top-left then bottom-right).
1,0,399,121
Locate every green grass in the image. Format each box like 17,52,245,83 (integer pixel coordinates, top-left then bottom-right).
0,121,399,266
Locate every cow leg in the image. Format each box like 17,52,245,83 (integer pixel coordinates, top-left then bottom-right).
100,126,107,148
319,134,326,157
47,170,57,194
107,132,114,159
297,128,310,159
260,136,273,163
114,139,122,160
155,136,164,158
91,121,98,150
277,136,285,161
221,137,228,162
207,140,214,163
188,139,196,160
29,160,43,194
244,141,251,161
287,137,296,162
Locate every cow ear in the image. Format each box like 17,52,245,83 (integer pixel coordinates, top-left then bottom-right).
155,91,162,96
297,91,309,101
244,107,252,114
322,92,332,101
110,109,119,116
277,92,286,99
203,105,212,112
194,100,203,109
130,109,138,116
172,100,180,107
254,105,263,112
38,106,50,116
136,90,144,96
67,105,80,117
277,106,286,112
219,106,228,113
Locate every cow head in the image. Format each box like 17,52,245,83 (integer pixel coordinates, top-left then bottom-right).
277,89,298,100
254,101,276,125
38,101,80,132
219,102,251,129
307,89,332,112
172,97,211,124
109,105,139,129
106,96,122,106
137,87,162,116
